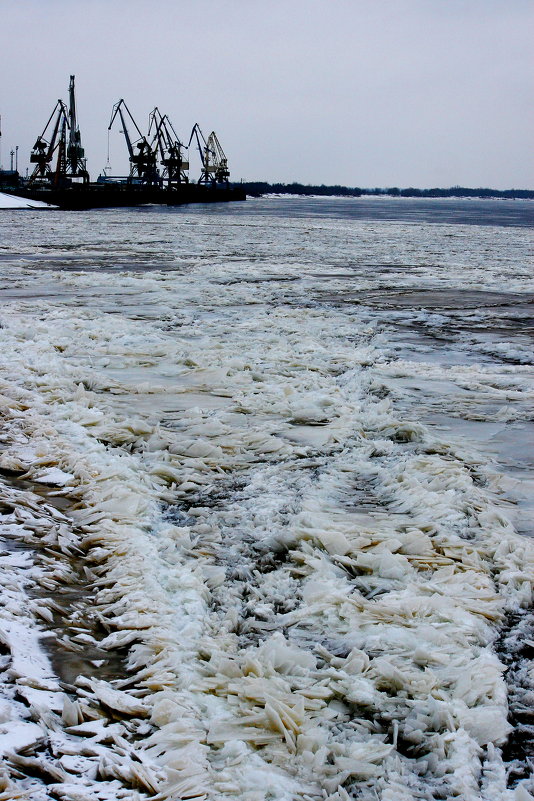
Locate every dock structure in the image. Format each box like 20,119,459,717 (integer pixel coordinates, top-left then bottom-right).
2,76,245,209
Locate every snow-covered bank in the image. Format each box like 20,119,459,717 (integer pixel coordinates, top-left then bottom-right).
0,203,533,799
0,191,56,209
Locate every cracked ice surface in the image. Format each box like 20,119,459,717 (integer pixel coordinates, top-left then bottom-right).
0,198,532,800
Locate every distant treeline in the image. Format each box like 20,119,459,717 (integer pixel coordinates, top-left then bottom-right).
234,181,534,200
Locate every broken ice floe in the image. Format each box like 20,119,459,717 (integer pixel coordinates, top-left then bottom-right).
0,207,532,799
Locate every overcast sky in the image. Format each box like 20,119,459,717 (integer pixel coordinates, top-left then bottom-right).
1,0,532,188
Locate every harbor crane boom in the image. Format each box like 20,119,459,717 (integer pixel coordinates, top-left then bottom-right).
188,124,230,185
28,76,89,186
66,75,88,181
28,100,69,185
148,108,189,188
206,131,229,184
188,123,208,180
108,99,158,184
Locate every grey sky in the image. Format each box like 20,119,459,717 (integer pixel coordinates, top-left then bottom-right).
1,0,532,188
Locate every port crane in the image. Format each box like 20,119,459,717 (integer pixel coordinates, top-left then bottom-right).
148,108,189,188
188,124,230,186
28,100,68,185
65,75,88,181
108,99,159,185
28,75,89,186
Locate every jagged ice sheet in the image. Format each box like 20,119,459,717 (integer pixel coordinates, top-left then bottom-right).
0,197,532,800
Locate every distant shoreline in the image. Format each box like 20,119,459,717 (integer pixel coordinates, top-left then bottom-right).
236,182,534,200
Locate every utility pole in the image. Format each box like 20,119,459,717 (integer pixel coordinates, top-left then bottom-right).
10,149,14,171
15,145,18,172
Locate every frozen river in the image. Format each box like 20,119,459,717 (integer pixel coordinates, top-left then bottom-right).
0,196,533,800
